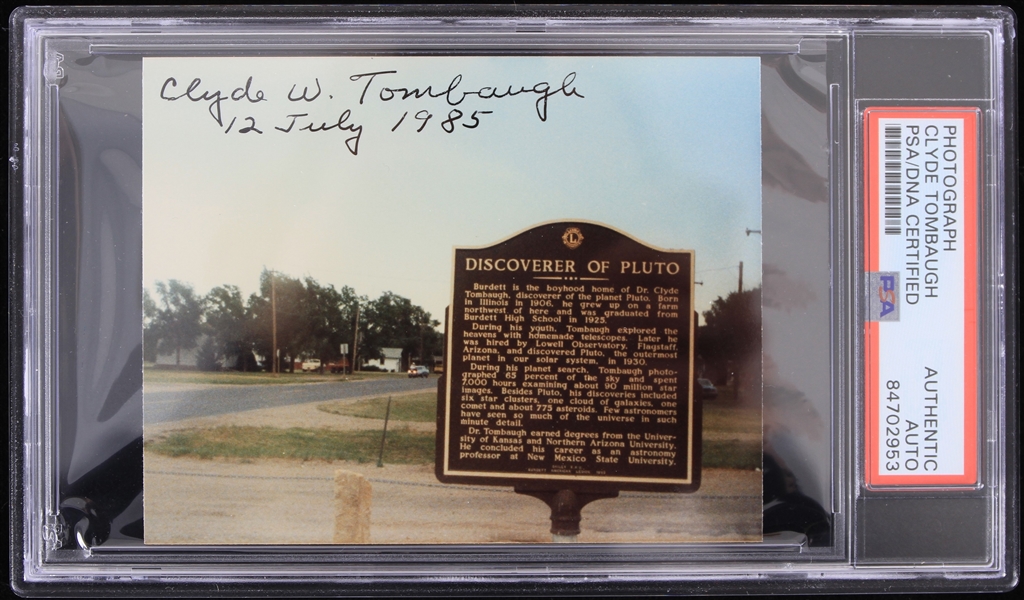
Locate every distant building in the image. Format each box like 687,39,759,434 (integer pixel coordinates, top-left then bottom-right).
152,336,259,371
152,335,206,369
363,347,403,372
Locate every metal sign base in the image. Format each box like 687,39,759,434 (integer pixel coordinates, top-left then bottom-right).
514,487,619,541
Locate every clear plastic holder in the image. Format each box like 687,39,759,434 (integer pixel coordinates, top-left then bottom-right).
8,5,1018,595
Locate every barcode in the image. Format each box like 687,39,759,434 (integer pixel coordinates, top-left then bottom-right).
883,124,902,235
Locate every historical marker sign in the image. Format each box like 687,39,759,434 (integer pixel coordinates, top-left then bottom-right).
437,221,700,492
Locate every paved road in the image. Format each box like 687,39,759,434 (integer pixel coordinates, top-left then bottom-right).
145,376,437,424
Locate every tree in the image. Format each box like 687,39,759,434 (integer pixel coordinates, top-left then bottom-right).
142,288,159,363
151,280,204,368
247,270,365,372
303,279,361,365
194,338,222,372
697,286,762,403
362,291,442,368
204,284,255,370
152,269,442,374
248,270,305,372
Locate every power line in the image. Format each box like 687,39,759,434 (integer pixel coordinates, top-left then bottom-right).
695,264,739,274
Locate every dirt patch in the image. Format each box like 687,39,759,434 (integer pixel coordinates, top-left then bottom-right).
144,386,762,545
144,453,760,545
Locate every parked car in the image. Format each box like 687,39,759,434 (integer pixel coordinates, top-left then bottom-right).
301,358,322,372
408,365,430,378
325,359,348,374
697,378,718,399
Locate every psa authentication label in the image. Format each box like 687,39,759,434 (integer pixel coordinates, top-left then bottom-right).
863,108,979,488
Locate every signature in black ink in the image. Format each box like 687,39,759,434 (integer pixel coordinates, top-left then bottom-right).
349,70,584,121
275,111,363,155
159,76,267,126
392,108,493,133
288,78,321,102
224,116,263,134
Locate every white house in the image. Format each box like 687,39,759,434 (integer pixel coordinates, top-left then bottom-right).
152,335,257,371
363,347,403,372
152,334,207,369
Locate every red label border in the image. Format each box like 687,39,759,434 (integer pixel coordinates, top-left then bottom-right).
863,107,980,488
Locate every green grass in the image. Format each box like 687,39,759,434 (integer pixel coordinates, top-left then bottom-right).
147,424,759,469
702,439,761,470
700,387,761,469
149,387,761,470
318,392,437,422
702,402,761,434
147,426,435,464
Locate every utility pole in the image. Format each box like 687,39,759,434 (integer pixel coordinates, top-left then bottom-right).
419,317,426,368
351,304,360,373
741,226,760,294
271,271,278,376
735,262,743,398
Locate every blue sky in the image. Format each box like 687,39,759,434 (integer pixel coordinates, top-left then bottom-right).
144,56,761,325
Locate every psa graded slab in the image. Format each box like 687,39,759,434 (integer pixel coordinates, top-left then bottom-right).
10,6,1017,596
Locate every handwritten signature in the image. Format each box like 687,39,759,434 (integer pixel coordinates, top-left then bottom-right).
157,70,584,156
348,70,583,122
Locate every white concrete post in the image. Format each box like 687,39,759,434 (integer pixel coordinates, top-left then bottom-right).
333,470,371,543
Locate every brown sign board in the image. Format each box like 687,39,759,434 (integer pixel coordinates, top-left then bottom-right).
436,221,700,493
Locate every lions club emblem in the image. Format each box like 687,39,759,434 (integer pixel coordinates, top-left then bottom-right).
561,227,584,249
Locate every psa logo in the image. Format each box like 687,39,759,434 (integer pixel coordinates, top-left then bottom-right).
869,272,900,321
878,275,897,317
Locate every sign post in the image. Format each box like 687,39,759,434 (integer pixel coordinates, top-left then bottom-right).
436,221,701,538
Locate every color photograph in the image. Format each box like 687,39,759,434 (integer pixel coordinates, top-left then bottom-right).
142,55,764,544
